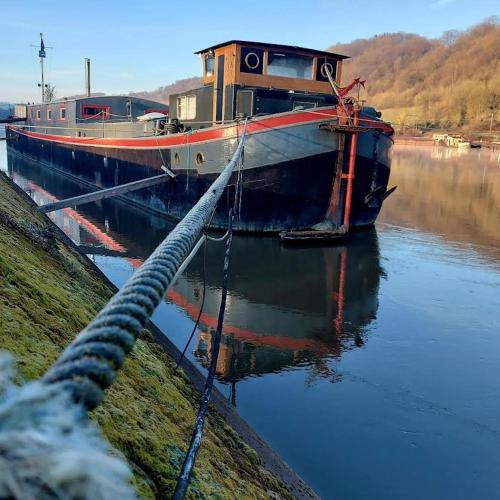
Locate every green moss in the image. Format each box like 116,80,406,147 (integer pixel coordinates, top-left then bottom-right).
0,173,291,499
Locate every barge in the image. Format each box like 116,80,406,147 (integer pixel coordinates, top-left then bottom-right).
7,40,395,232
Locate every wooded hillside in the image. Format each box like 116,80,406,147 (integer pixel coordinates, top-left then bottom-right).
131,77,202,105
329,18,499,130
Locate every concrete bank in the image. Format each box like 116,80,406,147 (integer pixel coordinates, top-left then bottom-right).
0,171,316,499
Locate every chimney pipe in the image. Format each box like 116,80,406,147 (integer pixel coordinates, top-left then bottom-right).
84,58,91,97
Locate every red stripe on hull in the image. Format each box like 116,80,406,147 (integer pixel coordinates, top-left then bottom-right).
167,288,328,353
8,107,393,149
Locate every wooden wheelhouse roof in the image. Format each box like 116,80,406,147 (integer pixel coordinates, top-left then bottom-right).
195,40,349,60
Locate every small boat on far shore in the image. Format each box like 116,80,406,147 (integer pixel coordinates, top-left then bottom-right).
433,133,471,148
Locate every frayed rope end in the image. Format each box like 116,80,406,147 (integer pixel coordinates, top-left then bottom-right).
0,353,136,499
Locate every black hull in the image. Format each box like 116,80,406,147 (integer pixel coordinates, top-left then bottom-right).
7,128,390,232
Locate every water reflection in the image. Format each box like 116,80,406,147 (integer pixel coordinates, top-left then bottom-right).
7,149,173,258
173,232,382,396
7,148,383,397
380,145,500,260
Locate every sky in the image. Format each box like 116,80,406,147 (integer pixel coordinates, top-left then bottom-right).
0,0,498,102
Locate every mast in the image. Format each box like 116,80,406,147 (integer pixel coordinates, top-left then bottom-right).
39,33,46,103
31,33,52,103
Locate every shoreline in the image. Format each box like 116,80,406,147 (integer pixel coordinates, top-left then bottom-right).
394,134,499,149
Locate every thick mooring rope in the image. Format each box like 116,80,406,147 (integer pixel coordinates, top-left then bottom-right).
42,120,247,410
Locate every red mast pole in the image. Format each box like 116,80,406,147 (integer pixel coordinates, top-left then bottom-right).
343,108,359,230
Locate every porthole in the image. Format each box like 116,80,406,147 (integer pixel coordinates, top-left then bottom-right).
195,152,204,166
244,52,260,70
174,152,180,166
320,62,334,79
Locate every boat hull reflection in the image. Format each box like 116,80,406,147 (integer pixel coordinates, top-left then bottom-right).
7,149,383,395
170,233,382,387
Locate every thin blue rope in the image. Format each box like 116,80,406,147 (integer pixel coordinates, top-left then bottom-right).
172,209,234,500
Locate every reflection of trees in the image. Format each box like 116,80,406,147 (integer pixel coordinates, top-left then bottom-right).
379,146,500,258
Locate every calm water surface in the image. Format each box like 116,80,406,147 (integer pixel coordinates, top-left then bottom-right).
2,141,500,499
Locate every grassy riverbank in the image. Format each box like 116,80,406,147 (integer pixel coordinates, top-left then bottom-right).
0,171,292,499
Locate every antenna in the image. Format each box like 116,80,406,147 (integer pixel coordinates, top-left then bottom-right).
30,33,53,103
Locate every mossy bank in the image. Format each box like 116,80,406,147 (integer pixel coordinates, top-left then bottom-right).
0,171,313,499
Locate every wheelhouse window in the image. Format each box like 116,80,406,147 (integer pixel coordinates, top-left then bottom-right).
59,107,66,120
205,55,214,77
36,108,41,120
46,108,52,120
240,47,264,74
81,104,110,119
315,58,338,82
267,52,313,80
177,95,196,120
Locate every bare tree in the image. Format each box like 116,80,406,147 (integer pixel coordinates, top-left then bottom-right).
44,84,56,103
440,29,461,46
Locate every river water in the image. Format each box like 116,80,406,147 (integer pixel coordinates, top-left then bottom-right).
2,138,500,499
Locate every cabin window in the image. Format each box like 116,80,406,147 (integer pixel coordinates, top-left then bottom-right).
315,58,338,82
240,47,264,75
177,95,196,120
81,104,110,119
46,108,52,120
36,108,41,120
205,55,215,77
293,101,317,111
59,107,66,120
267,52,313,80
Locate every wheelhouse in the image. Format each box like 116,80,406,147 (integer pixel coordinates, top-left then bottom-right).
169,40,349,127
